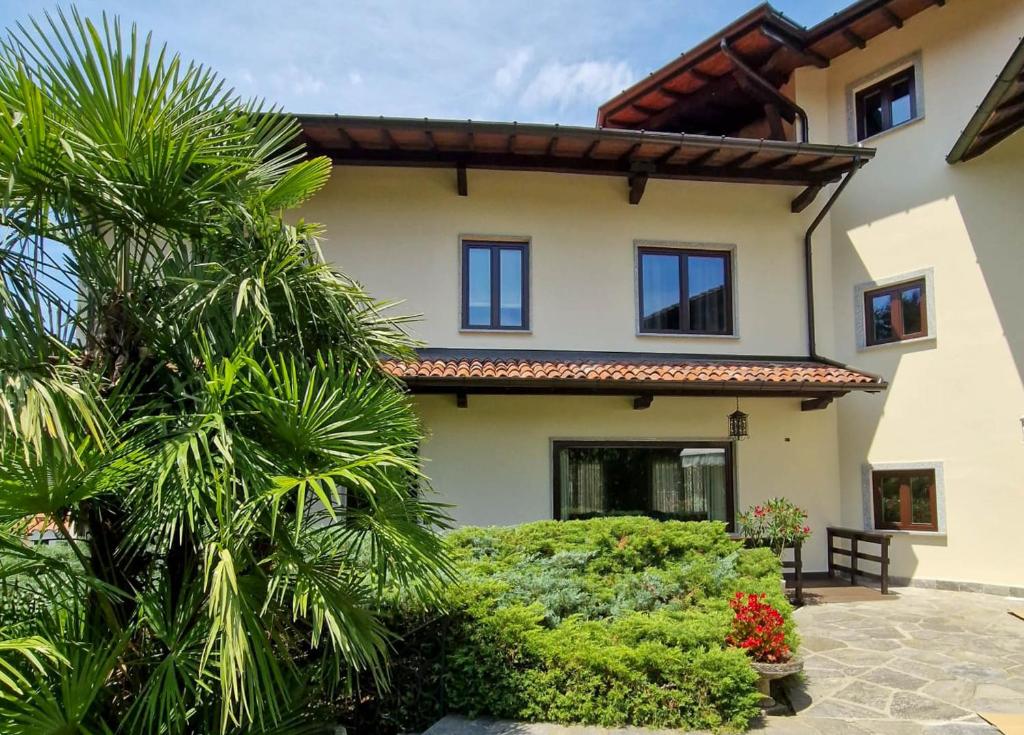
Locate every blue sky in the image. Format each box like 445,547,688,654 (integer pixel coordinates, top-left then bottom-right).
1,1,850,125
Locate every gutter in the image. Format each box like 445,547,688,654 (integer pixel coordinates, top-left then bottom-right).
802,160,886,386
720,39,810,142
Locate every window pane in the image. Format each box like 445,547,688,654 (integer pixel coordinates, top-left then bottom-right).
558,445,729,523
901,286,922,335
688,255,727,333
871,293,894,341
910,475,933,525
499,248,523,327
879,476,903,525
862,91,884,138
466,247,491,326
641,253,681,331
890,77,913,126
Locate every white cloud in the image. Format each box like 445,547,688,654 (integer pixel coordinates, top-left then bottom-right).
518,59,634,113
267,65,325,97
493,47,533,93
348,70,364,86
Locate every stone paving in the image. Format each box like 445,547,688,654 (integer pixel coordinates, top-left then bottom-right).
761,587,1024,734
424,588,1024,735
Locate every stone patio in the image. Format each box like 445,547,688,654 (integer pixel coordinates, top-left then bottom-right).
424,587,1024,735
764,586,1024,733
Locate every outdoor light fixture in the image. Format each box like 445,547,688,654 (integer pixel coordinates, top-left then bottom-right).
728,398,749,440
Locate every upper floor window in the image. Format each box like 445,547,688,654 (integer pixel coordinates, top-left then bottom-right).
864,277,927,346
872,468,938,532
855,67,918,141
637,246,732,335
461,240,529,330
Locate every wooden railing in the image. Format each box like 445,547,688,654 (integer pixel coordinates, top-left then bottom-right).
781,541,803,605
826,527,892,594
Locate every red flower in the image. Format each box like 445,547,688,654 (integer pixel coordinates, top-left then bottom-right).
726,592,791,663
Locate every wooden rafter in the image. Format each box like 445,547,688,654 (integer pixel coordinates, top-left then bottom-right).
791,184,822,213
843,28,867,50
881,6,903,29
628,172,648,205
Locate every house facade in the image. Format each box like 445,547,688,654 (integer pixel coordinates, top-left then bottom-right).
296,0,1024,591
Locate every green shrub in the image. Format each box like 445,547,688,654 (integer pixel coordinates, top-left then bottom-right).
338,517,795,733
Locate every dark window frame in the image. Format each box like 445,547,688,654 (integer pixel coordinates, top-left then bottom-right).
460,239,530,331
551,440,736,531
855,67,918,141
871,468,938,532
864,277,928,346
636,246,734,336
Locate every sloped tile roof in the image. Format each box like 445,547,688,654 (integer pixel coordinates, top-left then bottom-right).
381,349,884,390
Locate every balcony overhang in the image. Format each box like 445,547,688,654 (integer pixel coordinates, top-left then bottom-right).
947,35,1024,164
597,0,948,137
382,349,886,410
296,115,874,204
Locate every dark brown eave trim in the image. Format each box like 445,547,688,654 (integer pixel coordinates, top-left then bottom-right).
400,377,884,397
300,115,875,188
947,35,1024,164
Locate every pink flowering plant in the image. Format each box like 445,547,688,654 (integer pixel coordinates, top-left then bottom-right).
738,497,812,557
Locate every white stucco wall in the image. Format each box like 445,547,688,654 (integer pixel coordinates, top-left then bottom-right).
300,167,817,357
797,0,1024,587
415,393,842,572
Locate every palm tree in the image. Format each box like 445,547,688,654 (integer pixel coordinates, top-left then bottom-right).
0,8,451,733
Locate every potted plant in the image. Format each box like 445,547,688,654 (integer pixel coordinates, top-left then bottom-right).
738,498,811,595
727,592,802,708
738,498,812,558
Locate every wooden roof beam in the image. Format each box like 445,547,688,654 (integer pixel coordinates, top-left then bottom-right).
685,148,720,168
977,107,1024,143
633,394,654,410
381,128,400,149
456,163,467,197
725,150,758,168
843,29,867,50
655,144,682,164
760,25,829,69
763,152,796,168
881,7,904,29
628,172,648,205
801,396,834,412
619,143,642,163
337,127,361,150
690,68,715,84
791,184,823,213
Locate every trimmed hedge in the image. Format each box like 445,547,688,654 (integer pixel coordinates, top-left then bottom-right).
338,518,796,733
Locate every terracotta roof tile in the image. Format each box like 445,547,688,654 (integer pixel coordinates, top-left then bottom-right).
382,350,884,390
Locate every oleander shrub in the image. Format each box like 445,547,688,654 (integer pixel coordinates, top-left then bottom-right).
337,517,798,734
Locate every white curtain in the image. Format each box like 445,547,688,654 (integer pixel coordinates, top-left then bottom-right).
679,448,727,521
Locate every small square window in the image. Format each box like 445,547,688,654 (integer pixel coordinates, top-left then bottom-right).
461,240,529,330
864,278,927,346
855,67,918,141
872,469,937,532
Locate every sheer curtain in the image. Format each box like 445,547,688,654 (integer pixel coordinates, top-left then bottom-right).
560,451,605,517
679,448,727,521
650,456,682,514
